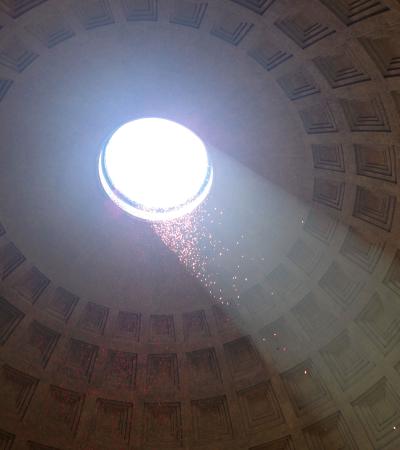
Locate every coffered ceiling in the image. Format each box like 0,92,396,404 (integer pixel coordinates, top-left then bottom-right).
0,1,400,449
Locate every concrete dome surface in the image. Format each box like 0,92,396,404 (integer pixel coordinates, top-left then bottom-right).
0,1,400,449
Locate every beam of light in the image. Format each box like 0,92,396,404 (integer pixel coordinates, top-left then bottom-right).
152,202,248,305
151,147,309,308
99,118,213,221
152,205,224,301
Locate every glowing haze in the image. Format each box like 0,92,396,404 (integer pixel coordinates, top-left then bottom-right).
99,118,213,221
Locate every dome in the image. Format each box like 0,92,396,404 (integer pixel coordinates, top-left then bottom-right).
0,1,399,449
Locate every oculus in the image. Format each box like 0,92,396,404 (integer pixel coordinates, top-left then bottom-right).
99,118,213,221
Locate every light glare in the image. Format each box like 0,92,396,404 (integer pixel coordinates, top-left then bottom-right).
99,118,212,221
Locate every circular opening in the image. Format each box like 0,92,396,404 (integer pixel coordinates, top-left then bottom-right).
99,118,213,221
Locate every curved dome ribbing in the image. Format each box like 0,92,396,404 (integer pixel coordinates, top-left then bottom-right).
0,1,400,450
